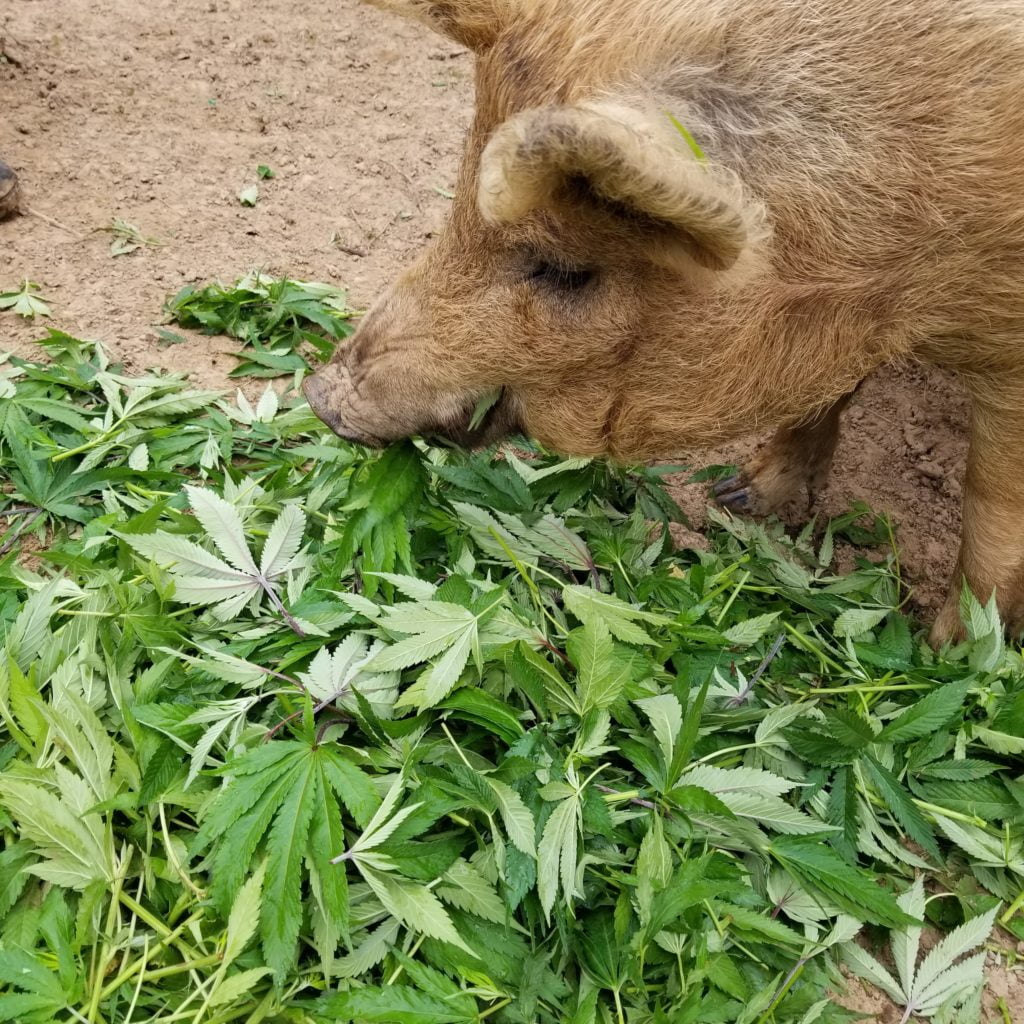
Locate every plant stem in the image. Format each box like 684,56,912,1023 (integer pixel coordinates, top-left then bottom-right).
88,860,128,1023
612,985,626,1024
999,887,1024,926
385,935,424,985
796,683,931,696
478,998,512,1020
98,911,206,1001
714,569,750,625
756,959,807,1024
143,953,222,982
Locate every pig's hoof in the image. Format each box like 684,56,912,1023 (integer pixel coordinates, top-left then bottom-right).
711,464,800,516
710,444,826,516
930,583,1024,648
0,161,20,220
712,475,751,510
928,607,965,649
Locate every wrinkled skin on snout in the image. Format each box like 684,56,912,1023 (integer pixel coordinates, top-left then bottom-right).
305,0,1024,645
303,259,527,451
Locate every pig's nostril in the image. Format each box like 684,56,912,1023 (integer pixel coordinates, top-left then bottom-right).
302,373,335,422
302,372,339,428
301,369,380,447
301,374,321,404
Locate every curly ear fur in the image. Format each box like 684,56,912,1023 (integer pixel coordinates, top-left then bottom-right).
477,101,767,272
361,0,508,49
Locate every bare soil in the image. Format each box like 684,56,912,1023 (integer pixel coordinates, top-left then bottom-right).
0,0,1019,1018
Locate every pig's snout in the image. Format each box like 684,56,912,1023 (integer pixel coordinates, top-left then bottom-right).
303,365,383,447
301,366,341,431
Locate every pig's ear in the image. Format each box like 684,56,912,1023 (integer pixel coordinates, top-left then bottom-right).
362,0,506,50
478,103,765,272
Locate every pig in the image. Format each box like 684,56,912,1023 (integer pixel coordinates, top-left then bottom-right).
303,0,1024,646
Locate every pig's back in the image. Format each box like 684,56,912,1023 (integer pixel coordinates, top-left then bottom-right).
669,0,1024,292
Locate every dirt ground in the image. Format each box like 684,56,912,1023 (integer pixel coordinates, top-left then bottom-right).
0,0,1019,1018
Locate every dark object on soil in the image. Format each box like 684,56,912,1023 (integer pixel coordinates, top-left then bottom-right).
0,161,21,220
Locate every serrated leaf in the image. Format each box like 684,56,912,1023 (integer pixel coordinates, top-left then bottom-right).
208,968,273,1008
841,941,904,1003
959,584,996,641
128,442,149,470
120,531,248,579
713,901,804,946
892,877,926,994
185,485,258,574
570,618,630,714
537,793,580,919
320,984,476,1024
722,612,781,646
562,584,663,645
875,681,971,744
910,903,998,1001
834,606,889,638
772,837,920,928
260,503,306,576
370,602,477,671
717,791,833,835
364,572,437,601
487,778,536,857
681,764,799,799
261,757,317,976
416,625,475,707
862,755,940,859
255,384,278,421
334,918,401,979
635,694,683,773
918,759,999,781
223,860,266,968
437,858,509,924
363,868,472,953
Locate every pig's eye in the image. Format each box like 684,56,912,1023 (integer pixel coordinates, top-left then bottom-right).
527,261,594,292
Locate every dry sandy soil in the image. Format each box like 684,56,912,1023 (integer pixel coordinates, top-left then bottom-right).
0,0,1020,1018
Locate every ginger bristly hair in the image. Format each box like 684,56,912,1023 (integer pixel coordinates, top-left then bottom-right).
358,0,1024,453
316,0,1024,638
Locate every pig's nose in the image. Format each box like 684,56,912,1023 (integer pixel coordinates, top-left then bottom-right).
302,368,382,447
302,371,345,433
302,371,327,414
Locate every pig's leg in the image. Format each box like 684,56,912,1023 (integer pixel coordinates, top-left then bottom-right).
714,387,859,514
930,380,1024,645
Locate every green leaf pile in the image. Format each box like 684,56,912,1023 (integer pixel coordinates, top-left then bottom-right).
0,314,1021,1024
164,270,356,377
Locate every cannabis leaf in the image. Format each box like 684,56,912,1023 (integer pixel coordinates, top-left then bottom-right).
773,836,921,928
842,879,997,1020
0,949,69,1023
321,984,477,1023
370,590,520,709
104,217,160,256
0,279,51,318
121,484,307,630
195,738,379,977
562,583,666,644
1,317,1020,1023
568,617,632,714
333,778,474,953
537,771,586,919
164,271,354,375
